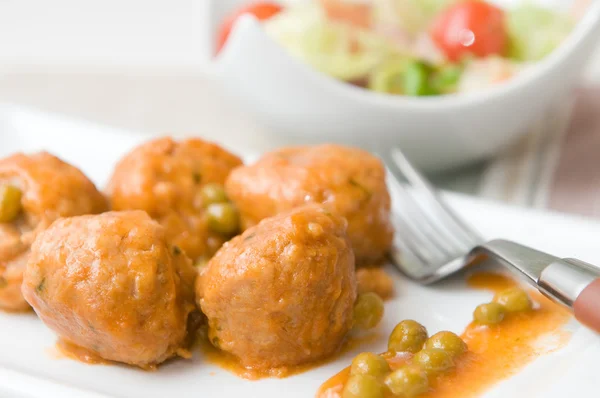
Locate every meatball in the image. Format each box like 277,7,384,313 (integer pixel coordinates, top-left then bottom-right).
225,144,393,265
22,211,197,369
107,137,243,262
0,152,107,311
0,226,28,311
198,205,356,370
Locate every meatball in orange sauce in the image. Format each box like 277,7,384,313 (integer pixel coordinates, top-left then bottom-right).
0,152,107,312
225,144,393,265
107,137,243,263
22,211,197,369
198,205,357,371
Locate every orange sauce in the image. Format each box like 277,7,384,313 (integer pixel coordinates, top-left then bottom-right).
199,329,383,380
56,339,112,366
356,267,395,300
317,272,572,398
55,339,194,371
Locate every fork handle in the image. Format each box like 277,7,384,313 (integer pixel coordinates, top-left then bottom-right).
540,258,600,333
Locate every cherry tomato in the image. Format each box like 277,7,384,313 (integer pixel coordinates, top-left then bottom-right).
430,1,507,62
216,2,283,53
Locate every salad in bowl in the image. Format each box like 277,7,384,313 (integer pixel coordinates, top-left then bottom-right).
210,0,599,172
216,0,577,96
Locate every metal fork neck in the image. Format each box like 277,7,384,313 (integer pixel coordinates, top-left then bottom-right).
475,240,559,284
474,239,600,309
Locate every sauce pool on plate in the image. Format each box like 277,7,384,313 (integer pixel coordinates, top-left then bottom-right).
317,272,572,398
198,328,384,380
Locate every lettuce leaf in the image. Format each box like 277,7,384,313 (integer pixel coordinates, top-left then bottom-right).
265,4,399,80
507,5,575,62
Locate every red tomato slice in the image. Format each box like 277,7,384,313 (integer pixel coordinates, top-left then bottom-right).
216,2,283,54
430,1,507,62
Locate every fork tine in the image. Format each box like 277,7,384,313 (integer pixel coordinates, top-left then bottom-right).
388,232,443,280
389,187,448,263
378,150,473,254
390,214,440,266
388,173,463,258
388,149,483,247
387,180,465,281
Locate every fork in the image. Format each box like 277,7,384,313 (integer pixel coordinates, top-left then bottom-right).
377,148,600,333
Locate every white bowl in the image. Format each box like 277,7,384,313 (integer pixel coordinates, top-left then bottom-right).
208,0,600,172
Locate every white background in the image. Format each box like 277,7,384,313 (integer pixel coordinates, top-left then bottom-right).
0,0,211,70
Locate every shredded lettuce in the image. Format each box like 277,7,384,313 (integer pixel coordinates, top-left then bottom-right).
429,63,463,94
403,61,435,96
369,58,463,96
457,56,524,93
373,0,459,35
507,5,575,62
368,57,411,94
300,22,399,80
265,3,399,80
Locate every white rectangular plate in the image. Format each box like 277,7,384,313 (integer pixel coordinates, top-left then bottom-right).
0,105,599,398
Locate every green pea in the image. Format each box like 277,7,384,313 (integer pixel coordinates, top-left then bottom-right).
200,183,228,206
350,352,391,378
424,331,467,358
0,185,23,222
384,365,429,397
403,61,433,96
342,374,385,398
353,293,385,330
493,287,532,313
388,320,428,353
412,348,454,375
473,302,506,325
206,203,239,236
